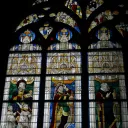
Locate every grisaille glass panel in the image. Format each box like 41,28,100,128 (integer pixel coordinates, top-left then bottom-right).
88,51,124,73
7,53,42,75
47,52,81,74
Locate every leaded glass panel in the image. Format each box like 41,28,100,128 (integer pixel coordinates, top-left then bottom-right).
7,53,42,75
3,76,40,101
89,75,128,128
88,51,124,73
45,75,81,100
47,52,81,74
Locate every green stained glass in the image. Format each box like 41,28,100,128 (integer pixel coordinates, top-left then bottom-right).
89,75,128,128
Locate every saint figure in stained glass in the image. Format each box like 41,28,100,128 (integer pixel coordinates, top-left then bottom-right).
50,81,74,128
95,80,120,128
9,79,33,101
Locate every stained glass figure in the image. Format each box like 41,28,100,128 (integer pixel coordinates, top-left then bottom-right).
55,12,80,33
115,23,128,37
1,102,38,128
56,28,73,42
39,23,53,39
65,0,82,18
47,42,81,50
88,27,122,49
89,75,128,128
88,10,119,32
43,76,82,128
1,77,40,128
86,0,104,19
96,27,112,40
19,29,36,43
3,77,40,101
47,52,81,74
7,53,42,75
16,14,39,31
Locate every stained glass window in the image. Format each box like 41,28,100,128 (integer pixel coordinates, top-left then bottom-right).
1,1,128,128
0,29,42,128
88,27,128,128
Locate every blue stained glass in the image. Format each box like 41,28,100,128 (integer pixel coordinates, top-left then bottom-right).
56,28,73,42
19,29,36,43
